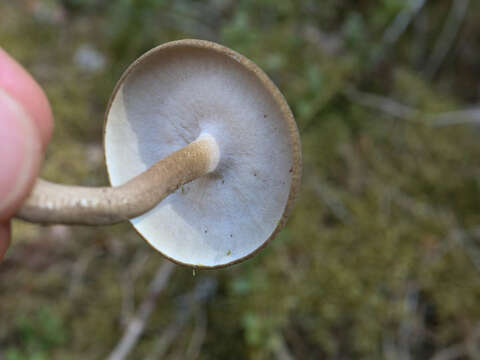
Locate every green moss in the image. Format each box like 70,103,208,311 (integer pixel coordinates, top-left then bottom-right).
2,0,480,358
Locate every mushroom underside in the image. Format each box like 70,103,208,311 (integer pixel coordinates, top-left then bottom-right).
105,41,297,267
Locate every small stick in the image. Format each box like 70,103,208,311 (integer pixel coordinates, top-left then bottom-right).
370,0,427,68
424,0,470,79
106,261,176,360
344,88,420,120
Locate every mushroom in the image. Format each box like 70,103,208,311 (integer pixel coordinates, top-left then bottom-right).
16,39,302,268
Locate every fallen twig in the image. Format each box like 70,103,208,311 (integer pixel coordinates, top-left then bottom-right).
429,108,480,127
68,246,100,298
451,228,480,276
344,87,420,120
345,87,480,129
312,181,352,224
370,0,427,67
185,308,207,360
120,250,151,327
424,0,470,79
106,261,176,360
430,322,480,360
272,335,295,360
430,343,466,360
145,277,217,360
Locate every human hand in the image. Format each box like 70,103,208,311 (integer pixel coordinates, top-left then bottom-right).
0,48,53,261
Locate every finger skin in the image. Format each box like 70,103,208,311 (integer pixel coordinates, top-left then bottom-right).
0,47,53,148
0,49,53,261
0,89,43,220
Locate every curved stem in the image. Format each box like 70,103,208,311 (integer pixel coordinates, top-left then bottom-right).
16,134,219,225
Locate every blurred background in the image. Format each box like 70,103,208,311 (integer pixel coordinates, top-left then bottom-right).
2,0,480,359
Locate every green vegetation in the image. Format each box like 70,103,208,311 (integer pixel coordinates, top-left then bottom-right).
2,0,480,358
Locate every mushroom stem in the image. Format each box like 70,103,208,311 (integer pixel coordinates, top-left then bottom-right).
16,134,220,225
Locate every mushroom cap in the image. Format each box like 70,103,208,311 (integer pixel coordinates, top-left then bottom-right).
104,39,301,268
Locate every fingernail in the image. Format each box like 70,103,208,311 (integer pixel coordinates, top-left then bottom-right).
0,87,41,218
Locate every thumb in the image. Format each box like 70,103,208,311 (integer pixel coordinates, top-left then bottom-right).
0,87,43,220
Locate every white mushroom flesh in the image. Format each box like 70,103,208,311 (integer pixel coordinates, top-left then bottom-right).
105,46,294,267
